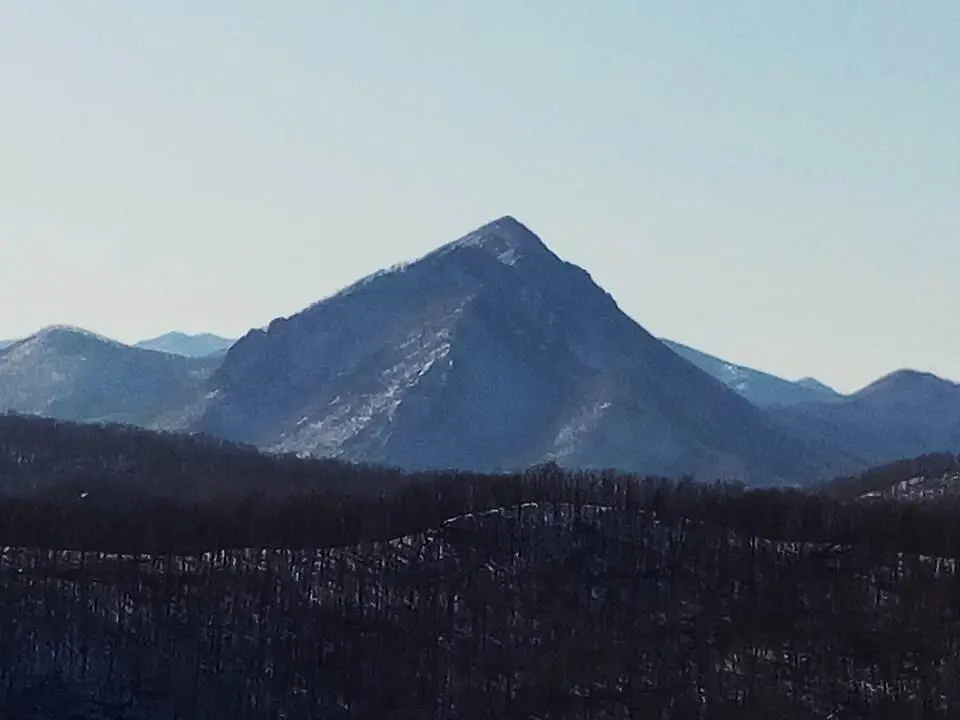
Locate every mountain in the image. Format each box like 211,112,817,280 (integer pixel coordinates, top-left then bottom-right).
771,370,960,467
661,339,840,407
0,325,219,428
195,216,841,484
135,331,235,358
796,377,836,395
0,339,15,349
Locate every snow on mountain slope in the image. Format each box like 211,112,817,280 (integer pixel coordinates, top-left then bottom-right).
0,325,219,428
661,339,839,408
197,216,841,484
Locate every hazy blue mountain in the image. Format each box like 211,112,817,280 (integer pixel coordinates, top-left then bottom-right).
135,331,235,358
0,221,953,487
0,339,16,349
796,377,837,395
0,325,218,428
196,216,842,484
661,339,840,408
770,369,960,468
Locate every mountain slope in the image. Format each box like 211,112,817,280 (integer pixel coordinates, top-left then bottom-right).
197,216,843,484
771,370,960,466
661,339,839,407
0,326,219,428
135,331,235,358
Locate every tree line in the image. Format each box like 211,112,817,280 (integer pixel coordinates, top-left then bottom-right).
3,413,960,717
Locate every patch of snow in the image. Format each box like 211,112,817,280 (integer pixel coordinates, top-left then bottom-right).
550,401,613,457
432,216,546,268
275,326,456,456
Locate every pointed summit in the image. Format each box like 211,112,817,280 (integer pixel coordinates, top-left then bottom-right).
199,216,840,483
434,215,556,268
314,216,558,309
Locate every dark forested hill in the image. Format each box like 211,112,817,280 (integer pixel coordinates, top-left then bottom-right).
3,421,960,717
0,413,391,503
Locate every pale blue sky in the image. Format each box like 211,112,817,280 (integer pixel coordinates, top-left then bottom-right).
1,2,956,393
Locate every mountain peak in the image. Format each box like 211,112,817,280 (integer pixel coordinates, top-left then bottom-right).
136,332,235,358
25,325,122,349
795,377,839,396
435,215,554,268
309,216,561,311
856,369,956,398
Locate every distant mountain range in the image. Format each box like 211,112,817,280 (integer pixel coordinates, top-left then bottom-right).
0,332,234,358
770,370,960,469
660,339,839,408
0,326,218,429
0,216,957,484
135,332,235,358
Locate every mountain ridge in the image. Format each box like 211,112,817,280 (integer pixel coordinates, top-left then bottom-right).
0,216,955,486
135,331,235,358
0,326,219,428
770,368,960,469
660,338,840,407
196,216,845,483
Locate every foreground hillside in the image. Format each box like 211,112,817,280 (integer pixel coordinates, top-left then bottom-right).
4,477,960,717
0,413,398,502
3,415,960,716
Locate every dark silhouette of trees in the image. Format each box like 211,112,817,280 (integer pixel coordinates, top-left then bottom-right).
821,451,960,500
1,414,960,717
